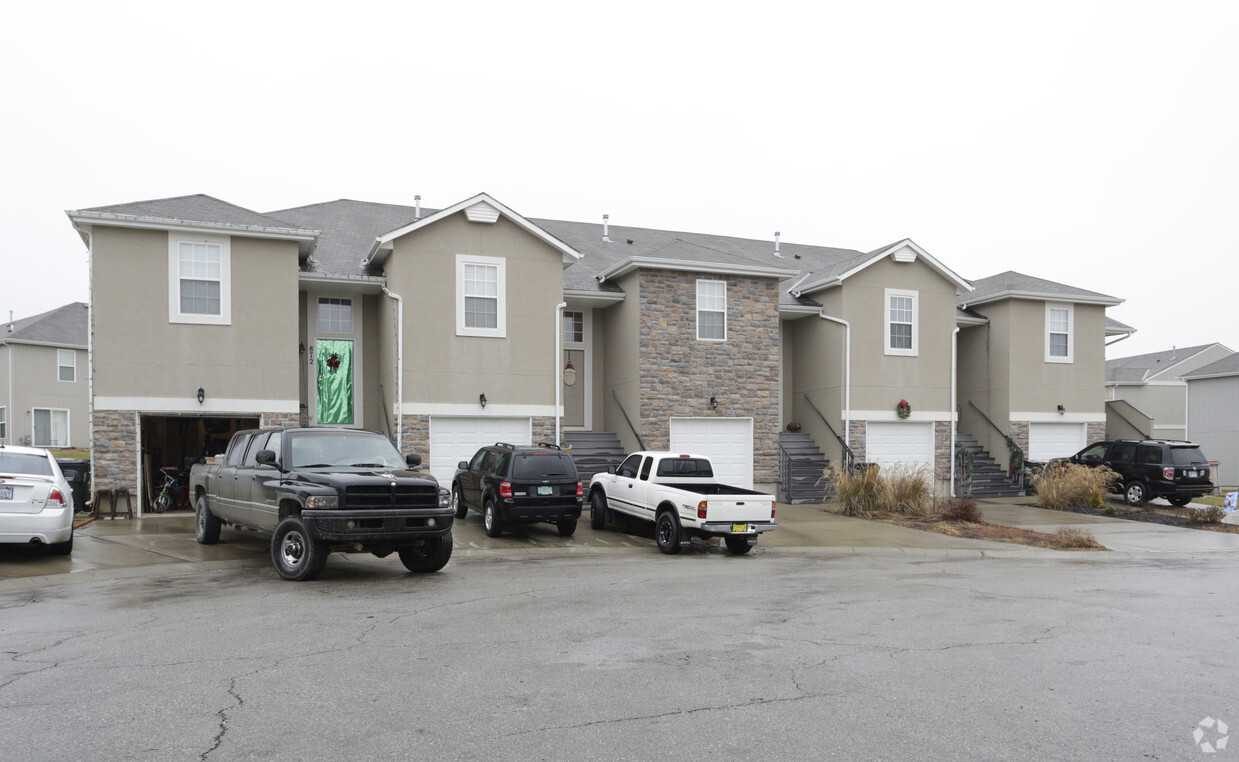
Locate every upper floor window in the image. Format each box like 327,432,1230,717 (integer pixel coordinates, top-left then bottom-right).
318,298,353,333
697,280,727,341
0,406,6,440
1046,302,1073,363
456,254,506,338
58,349,75,382
885,289,918,356
563,311,584,344
169,234,231,325
32,408,68,448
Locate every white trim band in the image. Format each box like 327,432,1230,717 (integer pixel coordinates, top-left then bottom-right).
849,410,955,423
95,397,299,413
402,403,559,417
1011,411,1105,423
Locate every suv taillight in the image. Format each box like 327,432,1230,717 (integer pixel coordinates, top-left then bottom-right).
1163,467,1175,480
500,481,513,498
49,488,66,507
576,481,583,497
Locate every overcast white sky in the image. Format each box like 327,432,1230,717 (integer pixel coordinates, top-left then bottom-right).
3,1,1235,360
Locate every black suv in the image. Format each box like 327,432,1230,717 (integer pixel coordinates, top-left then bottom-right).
452,443,583,537
1063,439,1213,506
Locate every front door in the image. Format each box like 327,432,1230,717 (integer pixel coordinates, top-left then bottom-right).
563,349,585,428
316,338,355,425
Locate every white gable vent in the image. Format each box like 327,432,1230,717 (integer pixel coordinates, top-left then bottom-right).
464,201,501,224
891,244,918,263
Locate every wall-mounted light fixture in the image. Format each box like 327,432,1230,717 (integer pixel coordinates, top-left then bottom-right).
197,387,205,404
709,395,718,410
1056,404,1065,415
479,393,487,408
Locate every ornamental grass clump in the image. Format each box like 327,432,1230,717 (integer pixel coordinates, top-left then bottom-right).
1184,506,1227,524
885,464,934,517
936,497,983,523
1030,462,1120,511
822,464,888,517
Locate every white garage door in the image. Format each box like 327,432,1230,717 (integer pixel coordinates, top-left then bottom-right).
669,417,754,489
428,416,531,483
866,421,934,476
1029,422,1087,461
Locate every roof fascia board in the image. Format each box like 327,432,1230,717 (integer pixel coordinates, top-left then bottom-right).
66,211,319,242
563,289,627,307
298,273,387,294
0,339,88,350
597,256,799,283
366,193,582,267
1185,370,1239,381
796,239,974,296
963,291,1123,308
956,314,988,327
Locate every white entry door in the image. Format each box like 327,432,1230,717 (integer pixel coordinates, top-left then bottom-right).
669,417,754,489
866,421,934,476
1029,422,1087,461
428,416,531,483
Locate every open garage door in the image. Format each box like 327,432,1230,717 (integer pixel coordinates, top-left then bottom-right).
866,421,934,477
428,416,532,483
669,417,754,489
139,414,260,513
1029,422,1087,461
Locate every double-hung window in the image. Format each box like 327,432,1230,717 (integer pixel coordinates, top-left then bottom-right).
456,255,506,337
317,298,353,333
58,349,75,382
0,407,6,440
169,234,231,325
32,408,69,448
1046,303,1073,362
697,280,727,341
885,289,918,356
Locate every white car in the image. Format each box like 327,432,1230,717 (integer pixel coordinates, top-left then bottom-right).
0,445,75,555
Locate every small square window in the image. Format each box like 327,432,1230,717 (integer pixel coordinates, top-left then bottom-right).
563,311,584,343
58,349,75,382
317,298,353,333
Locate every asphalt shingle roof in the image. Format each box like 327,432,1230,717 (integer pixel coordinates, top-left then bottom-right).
2,302,88,346
266,199,433,276
83,194,311,232
1182,352,1239,379
1106,344,1219,383
964,270,1119,306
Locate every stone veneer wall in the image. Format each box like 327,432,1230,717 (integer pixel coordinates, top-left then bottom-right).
934,421,953,483
848,420,867,462
1086,422,1105,446
1008,421,1030,463
398,415,559,459
635,270,782,484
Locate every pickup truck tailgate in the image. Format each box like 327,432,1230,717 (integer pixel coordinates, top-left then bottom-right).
698,495,775,524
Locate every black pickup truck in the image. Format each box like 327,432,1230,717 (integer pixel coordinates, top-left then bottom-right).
189,427,454,581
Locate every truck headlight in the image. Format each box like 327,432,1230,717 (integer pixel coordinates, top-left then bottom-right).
438,488,451,509
306,495,338,509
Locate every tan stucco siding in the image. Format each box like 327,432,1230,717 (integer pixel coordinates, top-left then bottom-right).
1001,300,1106,415
600,272,641,452
383,212,568,407
788,290,846,463
1109,382,1188,437
92,227,300,403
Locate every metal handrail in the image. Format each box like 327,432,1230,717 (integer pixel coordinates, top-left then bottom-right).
803,393,855,472
966,400,1026,483
612,390,646,451
379,384,393,442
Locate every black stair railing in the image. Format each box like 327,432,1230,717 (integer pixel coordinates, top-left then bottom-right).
804,393,855,473
611,390,646,452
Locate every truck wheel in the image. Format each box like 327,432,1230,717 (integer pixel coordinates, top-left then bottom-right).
484,499,503,538
1124,481,1148,507
272,517,329,581
655,510,683,555
195,495,222,545
724,535,754,555
590,492,608,530
452,485,468,519
557,518,577,537
1168,496,1191,507
398,533,453,573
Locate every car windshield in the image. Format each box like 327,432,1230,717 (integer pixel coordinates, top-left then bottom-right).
1170,447,1207,466
289,433,406,470
511,453,576,479
0,452,53,476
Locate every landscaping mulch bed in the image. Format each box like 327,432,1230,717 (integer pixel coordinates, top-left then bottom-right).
878,516,1107,551
1057,503,1239,534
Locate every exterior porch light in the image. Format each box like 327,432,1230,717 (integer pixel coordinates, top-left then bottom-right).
1057,404,1065,415
197,387,205,404
709,395,718,410
479,393,487,408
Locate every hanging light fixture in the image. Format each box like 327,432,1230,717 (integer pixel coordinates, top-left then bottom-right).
479,393,487,408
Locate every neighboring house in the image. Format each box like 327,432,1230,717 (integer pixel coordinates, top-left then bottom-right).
1183,352,1239,489
0,302,90,449
957,272,1122,470
1104,343,1234,441
66,192,1123,511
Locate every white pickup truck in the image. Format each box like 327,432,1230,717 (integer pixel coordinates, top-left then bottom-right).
587,451,777,554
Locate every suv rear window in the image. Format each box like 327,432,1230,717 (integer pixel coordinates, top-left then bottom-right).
511,453,577,479
1170,447,1208,466
656,458,714,478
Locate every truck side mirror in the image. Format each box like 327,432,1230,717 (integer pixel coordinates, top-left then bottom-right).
458,460,469,470
256,450,278,467
608,465,617,475
406,453,423,468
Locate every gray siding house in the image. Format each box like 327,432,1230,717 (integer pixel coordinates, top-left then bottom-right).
0,302,90,449
1105,343,1234,440
1184,353,1239,490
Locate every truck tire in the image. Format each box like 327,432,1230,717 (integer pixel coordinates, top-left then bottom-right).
1124,481,1148,507
1168,496,1191,507
452,484,468,519
272,516,329,581
195,494,221,545
484,499,503,538
398,533,453,573
724,535,754,555
590,491,608,530
557,518,577,537
655,510,683,555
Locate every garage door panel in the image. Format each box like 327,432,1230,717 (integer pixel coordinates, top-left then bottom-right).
867,422,934,475
429,417,531,483
1029,422,1086,461
669,418,754,489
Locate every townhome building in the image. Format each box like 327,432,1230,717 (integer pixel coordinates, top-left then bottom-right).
67,192,1124,512
0,302,89,449
1105,343,1234,440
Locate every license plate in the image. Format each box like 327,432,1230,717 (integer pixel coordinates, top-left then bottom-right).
537,486,553,496
1188,470,1198,478
731,523,748,533
0,486,11,500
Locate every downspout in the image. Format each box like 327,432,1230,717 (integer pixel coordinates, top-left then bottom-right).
1105,331,1134,347
555,302,567,445
816,312,851,450
381,286,403,450
82,227,94,499
951,327,960,497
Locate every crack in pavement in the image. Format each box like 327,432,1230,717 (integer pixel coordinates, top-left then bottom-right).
202,673,249,761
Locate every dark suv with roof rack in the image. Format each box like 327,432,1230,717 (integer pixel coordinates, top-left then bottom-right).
1062,439,1213,507
452,442,584,538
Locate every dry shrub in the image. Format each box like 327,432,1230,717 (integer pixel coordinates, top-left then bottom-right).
824,463,932,517
1031,463,1120,511
1184,506,1227,524
937,497,982,523
1051,527,1102,549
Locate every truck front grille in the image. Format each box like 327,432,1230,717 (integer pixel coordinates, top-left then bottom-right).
343,484,439,510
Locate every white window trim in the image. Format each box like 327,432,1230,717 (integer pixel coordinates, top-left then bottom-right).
57,349,75,383
456,254,506,338
696,279,727,342
0,405,6,441
32,407,70,448
168,232,231,325
316,296,355,335
1045,302,1073,363
884,288,918,356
